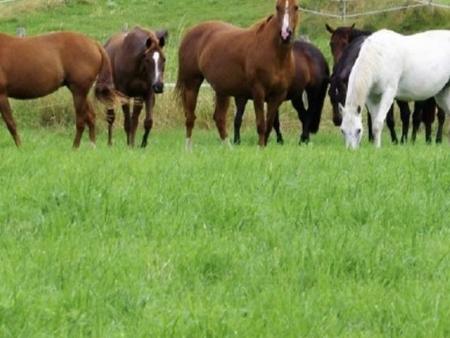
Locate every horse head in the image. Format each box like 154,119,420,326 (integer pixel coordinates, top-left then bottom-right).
141,30,168,94
328,74,347,126
275,0,299,44
326,23,355,64
339,103,363,149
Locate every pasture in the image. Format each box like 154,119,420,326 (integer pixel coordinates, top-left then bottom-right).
1,0,450,337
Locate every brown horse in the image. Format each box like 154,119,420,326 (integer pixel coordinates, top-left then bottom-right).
176,0,299,148
0,31,121,147
233,39,329,144
104,27,168,147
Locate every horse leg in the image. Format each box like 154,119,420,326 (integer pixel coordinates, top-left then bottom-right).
213,94,230,144
423,98,436,144
397,100,411,144
234,97,247,145
292,94,308,144
385,105,398,144
182,80,202,150
85,100,96,146
434,86,450,143
129,99,143,147
411,101,423,143
122,103,131,146
369,89,397,148
70,89,92,148
106,107,115,146
252,87,266,147
367,112,374,142
0,95,21,147
436,107,445,144
141,94,155,148
265,94,285,146
273,111,284,144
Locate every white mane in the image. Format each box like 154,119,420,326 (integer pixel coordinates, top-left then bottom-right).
345,37,382,110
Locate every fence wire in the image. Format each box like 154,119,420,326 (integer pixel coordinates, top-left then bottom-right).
299,0,449,19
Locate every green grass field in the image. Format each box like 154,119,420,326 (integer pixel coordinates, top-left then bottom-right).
1,1,450,337
1,129,450,337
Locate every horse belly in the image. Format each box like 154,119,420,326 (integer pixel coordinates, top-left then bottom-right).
397,64,450,101
6,64,64,99
396,41,450,100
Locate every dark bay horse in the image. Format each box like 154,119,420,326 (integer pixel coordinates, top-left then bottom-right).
176,0,299,148
0,31,121,147
233,39,329,145
326,24,411,144
104,27,168,147
412,98,446,144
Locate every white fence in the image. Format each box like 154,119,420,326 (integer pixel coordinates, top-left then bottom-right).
300,0,450,20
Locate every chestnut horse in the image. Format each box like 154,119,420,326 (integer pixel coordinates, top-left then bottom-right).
176,0,299,148
104,27,168,147
233,39,329,144
0,31,121,147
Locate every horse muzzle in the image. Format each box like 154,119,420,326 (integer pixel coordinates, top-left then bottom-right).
281,29,293,44
153,82,164,94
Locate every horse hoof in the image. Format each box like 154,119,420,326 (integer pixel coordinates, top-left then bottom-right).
234,139,241,145
185,138,193,151
277,138,284,145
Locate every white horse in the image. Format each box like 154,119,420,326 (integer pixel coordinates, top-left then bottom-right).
339,29,450,149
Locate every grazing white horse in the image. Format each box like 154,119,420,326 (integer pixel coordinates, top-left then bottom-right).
339,29,450,149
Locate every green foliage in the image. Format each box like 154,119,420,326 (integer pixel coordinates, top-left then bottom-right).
0,129,449,336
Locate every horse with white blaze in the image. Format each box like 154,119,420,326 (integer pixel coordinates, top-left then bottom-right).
339,29,450,149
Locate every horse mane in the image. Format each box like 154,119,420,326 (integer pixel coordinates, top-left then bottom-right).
349,28,372,41
254,15,274,34
346,38,379,109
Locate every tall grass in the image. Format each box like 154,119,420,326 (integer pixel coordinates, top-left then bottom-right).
0,129,449,337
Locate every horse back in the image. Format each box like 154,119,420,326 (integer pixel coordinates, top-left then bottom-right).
292,41,329,92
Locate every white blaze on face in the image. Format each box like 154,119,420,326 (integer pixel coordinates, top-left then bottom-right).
152,52,160,83
281,0,290,40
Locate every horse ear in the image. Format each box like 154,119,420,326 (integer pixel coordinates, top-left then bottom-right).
351,23,356,30
156,30,168,48
357,106,362,114
326,24,335,34
266,15,274,23
145,37,154,49
338,103,345,115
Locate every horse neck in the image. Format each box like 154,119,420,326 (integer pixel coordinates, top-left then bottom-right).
258,17,293,62
349,29,372,43
346,47,374,110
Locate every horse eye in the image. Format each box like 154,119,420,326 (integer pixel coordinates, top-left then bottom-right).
340,129,345,135
276,5,281,11
294,5,299,10
356,129,362,135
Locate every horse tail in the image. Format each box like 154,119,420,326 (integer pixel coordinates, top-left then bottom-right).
309,62,330,134
94,44,127,106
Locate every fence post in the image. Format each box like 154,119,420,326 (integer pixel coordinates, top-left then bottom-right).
16,27,26,37
339,0,347,21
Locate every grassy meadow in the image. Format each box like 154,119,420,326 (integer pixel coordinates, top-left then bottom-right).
1,0,450,337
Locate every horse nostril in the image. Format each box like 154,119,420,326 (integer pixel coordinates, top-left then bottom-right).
153,83,164,94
